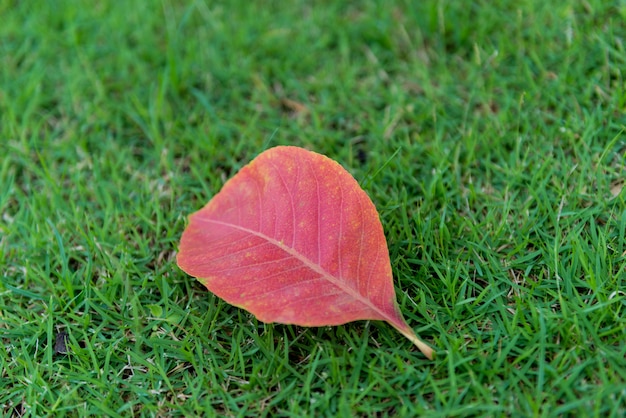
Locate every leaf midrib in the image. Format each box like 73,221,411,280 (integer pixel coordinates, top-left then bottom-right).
200,218,391,321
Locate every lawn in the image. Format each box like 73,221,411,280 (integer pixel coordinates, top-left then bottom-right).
1,0,625,416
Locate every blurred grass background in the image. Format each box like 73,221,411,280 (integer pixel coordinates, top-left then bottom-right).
1,0,625,416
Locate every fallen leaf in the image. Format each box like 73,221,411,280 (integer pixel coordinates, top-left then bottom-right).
610,180,623,199
177,146,433,359
280,97,309,117
54,331,68,355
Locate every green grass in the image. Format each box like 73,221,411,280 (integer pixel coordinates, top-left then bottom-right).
1,0,625,416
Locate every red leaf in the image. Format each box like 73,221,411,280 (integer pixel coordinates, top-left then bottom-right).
177,146,433,359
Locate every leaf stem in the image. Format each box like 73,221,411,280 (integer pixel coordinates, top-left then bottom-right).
397,327,434,360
